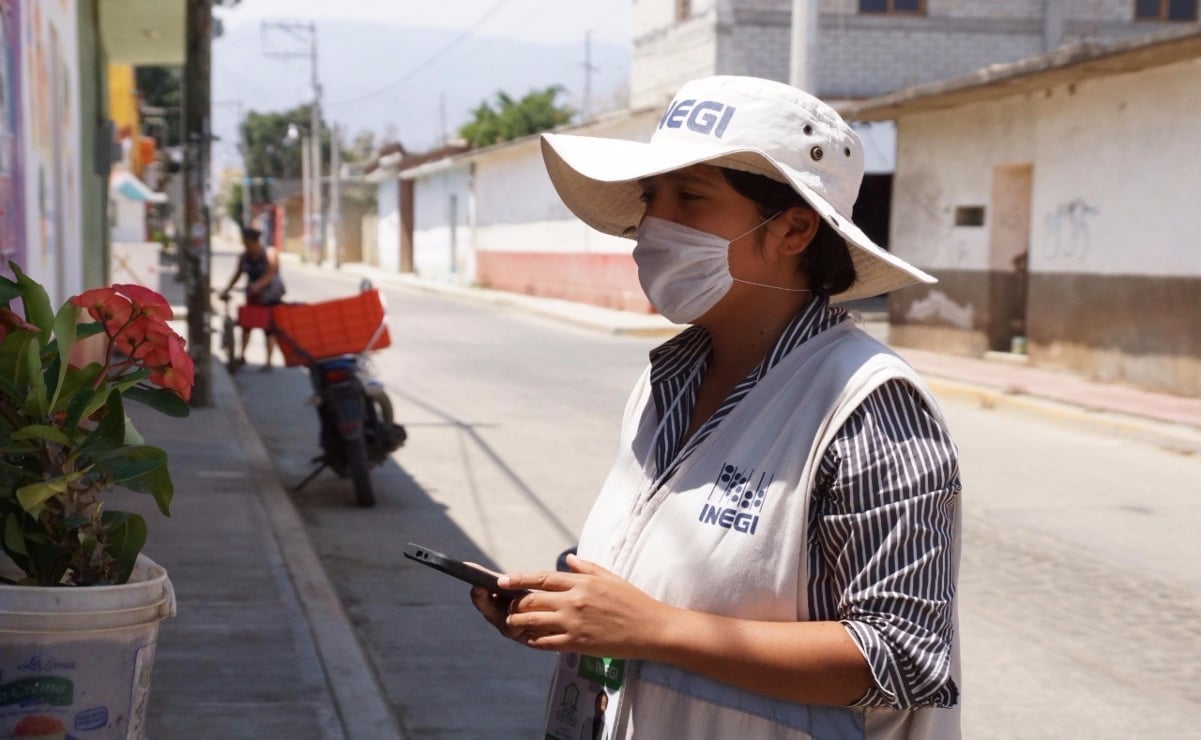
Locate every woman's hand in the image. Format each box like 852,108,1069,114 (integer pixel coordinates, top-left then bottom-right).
499,554,674,659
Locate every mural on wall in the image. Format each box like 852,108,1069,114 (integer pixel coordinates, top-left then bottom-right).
0,0,22,268
27,0,79,299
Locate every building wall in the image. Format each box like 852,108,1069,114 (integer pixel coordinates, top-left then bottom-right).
469,110,659,310
410,163,471,282
376,176,400,273
888,56,1201,395
631,0,720,108
17,0,84,305
635,0,1192,103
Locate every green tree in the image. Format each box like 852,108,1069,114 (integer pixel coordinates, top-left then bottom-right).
458,86,573,148
134,67,183,147
238,105,331,181
227,182,244,226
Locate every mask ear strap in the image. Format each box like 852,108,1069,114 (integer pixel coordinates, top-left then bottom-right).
728,211,811,293
729,211,783,244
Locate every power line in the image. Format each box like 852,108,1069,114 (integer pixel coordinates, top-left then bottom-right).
326,0,516,107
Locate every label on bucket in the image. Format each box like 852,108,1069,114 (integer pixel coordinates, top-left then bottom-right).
0,634,159,739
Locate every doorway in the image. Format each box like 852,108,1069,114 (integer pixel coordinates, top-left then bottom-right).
989,163,1032,353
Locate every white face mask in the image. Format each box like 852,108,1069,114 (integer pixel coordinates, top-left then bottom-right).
632,215,808,323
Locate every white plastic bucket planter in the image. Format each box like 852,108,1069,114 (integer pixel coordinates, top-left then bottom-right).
0,555,175,740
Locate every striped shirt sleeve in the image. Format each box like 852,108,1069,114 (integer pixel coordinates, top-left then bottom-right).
810,379,961,709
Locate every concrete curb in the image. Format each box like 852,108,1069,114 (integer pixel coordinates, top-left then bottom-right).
211,362,407,740
922,375,1201,455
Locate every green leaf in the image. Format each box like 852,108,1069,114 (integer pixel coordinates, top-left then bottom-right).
15,475,79,517
102,510,148,584
66,385,109,435
56,362,103,417
11,424,70,446
79,392,126,454
3,511,27,556
20,334,48,419
123,386,191,417
119,450,173,517
92,445,166,483
0,273,21,305
11,263,55,341
48,302,78,409
111,368,150,393
75,320,104,338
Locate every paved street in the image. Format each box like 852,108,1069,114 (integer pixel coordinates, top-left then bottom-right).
222,249,1201,739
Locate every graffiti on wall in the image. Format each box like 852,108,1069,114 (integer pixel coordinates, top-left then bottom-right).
1044,198,1099,263
0,0,22,267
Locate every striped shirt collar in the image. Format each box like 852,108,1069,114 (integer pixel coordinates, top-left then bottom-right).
649,293,849,386
646,294,850,480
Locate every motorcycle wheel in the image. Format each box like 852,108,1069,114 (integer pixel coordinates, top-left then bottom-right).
345,437,376,507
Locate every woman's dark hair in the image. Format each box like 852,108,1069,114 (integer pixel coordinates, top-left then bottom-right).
241,226,262,242
720,168,856,295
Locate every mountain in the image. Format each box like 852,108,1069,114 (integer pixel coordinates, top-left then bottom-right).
212,18,632,162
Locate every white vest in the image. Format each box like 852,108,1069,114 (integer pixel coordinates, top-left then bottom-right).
547,322,961,740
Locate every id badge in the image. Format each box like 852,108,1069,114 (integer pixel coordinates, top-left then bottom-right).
544,653,625,740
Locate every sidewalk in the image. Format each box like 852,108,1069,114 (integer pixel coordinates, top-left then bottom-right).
138,256,1201,738
120,263,404,739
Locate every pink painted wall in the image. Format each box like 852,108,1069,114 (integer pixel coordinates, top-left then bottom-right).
477,251,654,314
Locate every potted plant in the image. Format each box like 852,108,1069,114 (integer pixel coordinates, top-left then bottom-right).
0,265,194,739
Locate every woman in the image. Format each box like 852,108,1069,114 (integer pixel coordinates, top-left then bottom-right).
472,76,962,739
220,226,286,370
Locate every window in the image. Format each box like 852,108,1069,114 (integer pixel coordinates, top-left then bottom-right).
954,206,986,227
1135,0,1198,20
859,0,925,14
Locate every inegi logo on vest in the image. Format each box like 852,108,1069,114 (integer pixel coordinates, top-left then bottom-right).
658,99,737,139
698,462,772,535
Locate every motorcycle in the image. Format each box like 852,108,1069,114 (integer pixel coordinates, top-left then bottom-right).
269,282,407,507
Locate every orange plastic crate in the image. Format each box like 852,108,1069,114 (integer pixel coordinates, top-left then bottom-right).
271,289,391,366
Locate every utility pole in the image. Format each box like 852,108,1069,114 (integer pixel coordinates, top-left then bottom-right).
328,123,341,266
789,0,819,93
183,0,213,407
581,30,598,122
300,134,311,261
262,20,324,264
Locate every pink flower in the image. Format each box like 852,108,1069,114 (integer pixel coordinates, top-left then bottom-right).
71,287,135,334
112,284,174,321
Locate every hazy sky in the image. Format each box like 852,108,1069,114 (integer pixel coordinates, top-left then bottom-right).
216,0,632,47
211,0,634,170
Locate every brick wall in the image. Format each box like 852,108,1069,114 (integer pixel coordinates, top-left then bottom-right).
635,0,1189,102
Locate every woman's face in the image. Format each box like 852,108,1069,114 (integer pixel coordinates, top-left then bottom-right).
637,164,809,317
637,164,761,241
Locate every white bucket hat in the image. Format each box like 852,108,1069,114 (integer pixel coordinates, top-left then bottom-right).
541,75,935,303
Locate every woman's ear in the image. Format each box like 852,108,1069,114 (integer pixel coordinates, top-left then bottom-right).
777,206,820,256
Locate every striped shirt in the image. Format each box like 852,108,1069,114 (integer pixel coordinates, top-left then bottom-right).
647,295,961,710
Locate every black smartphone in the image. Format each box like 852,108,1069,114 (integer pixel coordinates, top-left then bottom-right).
403,543,530,600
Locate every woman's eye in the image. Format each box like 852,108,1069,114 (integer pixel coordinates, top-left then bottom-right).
678,191,703,202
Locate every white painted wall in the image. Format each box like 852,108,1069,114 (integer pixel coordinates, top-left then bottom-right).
1031,59,1201,276
891,57,1201,278
111,197,145,242
469,109,659,257
376,177,400,273
631,1,719,108
411,163,471,282
22,0,82,305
